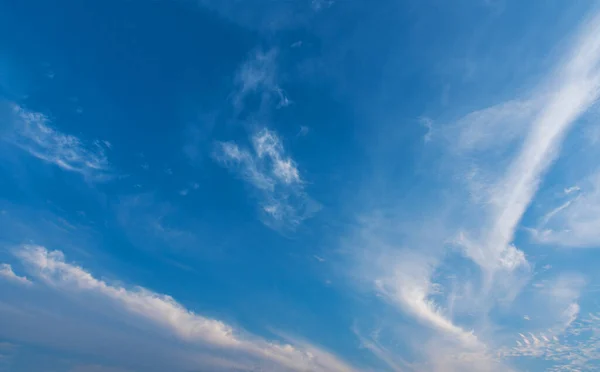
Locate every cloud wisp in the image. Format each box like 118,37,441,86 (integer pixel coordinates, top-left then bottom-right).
12,244,355,372
373,252,479,349
530,171,600,248
215,128,319,231
233,49,290,112
2,103,111,180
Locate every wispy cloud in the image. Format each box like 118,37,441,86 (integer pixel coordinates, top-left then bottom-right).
215,128,319,230
343,9,600,371
373,252,479,349
0,263,32,286
501,302,600,372
233,49,289,111
453,9,600,276
13,244,356,372
3,103,111,180
351,325,409,372
530,171,600,247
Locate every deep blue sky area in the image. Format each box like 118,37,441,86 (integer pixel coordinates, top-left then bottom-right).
1,1,600,372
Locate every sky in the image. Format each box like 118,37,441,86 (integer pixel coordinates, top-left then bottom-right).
1,1,600,371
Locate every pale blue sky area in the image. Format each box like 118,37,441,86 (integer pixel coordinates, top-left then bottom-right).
1,1,600,371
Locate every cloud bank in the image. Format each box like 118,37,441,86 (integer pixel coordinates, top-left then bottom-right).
6,244,356,372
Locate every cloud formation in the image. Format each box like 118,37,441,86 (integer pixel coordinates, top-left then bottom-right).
12,244,355,372
215,128,319,230
501,308,600,372
2,102,111,180
374,252,479,349
455,11,600,275
345,9,600,372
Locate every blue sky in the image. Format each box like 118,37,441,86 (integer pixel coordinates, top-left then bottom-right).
2,1,600,371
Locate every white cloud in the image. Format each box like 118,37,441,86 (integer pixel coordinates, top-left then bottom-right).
448,99,536,154
0,263,32,285
218,141,275,191
564,185,580,195
530,171,600,247
493,273,588,372
13,245,356,372
3,103,111,180
215,128,319,230
252,129,301,185
16,245,238,347
374,252,479,349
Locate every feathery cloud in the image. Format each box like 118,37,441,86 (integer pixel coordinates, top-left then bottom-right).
2,103,111,180
374,252,479,349
233,49,289,111
215,128,319,230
